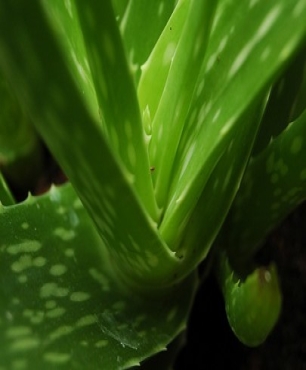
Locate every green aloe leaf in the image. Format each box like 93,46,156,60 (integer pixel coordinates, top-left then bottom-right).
137,0,188,125
174,98,267,274
0,185,196,369
119,0,177,83
160,0,306,249
72,1,158,221
140,0,217,209
226,107,306,262
40,0,99,123
252,43,306,155
0,2,181,287
0,73,43,194
41,0,158,221
215,251,281,347
0,172,14,206
111,0,129,21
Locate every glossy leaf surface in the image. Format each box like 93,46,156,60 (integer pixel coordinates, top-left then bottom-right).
0,1,181,287
160,0,306,249
216,252,281,347
0,185,196,369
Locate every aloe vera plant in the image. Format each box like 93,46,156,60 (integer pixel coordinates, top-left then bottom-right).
0,0,306,369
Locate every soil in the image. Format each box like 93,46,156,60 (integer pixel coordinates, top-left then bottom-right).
175,202,306,370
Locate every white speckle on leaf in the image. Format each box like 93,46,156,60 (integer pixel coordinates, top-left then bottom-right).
229,5,281,78
260,46,271,61
18,275,28,284
293,0,306,17
163,42,176,66
7,241,42,255
95,340,109,348
64,0,73,18
76,314,97,327
158,2,165,16
49,326,74,342
291,137,303,154
127,143,136,167
64,248,75,258
46,307,66,319
11,255,32,273
145,251,159,267
218,35,229,53
53,228,76,241
196,79,205,97
256,5,282,40
249,0,259,8
279,37,299,62
10,338,40,352
89,268,110,291
49,265,67,277
205,52,217,73
32,257,47,267
45,300,57,310
70,292,91,302
43,352,71,364
6,326,32,338
212,108,221,123
300,169,306,180
220,117,235,135
166,307,178,322
40,283,69,299
179,142,196,180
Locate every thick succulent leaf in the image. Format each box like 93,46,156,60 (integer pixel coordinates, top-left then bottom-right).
40,0,99,123
148,0,217,209
111,0,129,21
74,0,158,220
0,172,14,206
252,43,306,155
0,185,197,370
215,252,281,347
290,46,306,120
120,0,177,83
0,73,43,193
0,2,181,287
0,76,38,163
171,99,265,277
160,0,306,248
42,0,158,221
137,0,188,130
226,108,306,261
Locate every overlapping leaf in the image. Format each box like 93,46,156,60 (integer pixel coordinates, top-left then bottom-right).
0,185,196,369
227,108,306,260
139,0,217,209
159,0,306,251
0,1,181,287
119,0,177,83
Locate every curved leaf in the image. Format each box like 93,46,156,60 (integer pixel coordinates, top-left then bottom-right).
160,0,306,249
0,1,181,287
120,0,177,83
0,185,197,369
215,252,281,347
227,108,306,261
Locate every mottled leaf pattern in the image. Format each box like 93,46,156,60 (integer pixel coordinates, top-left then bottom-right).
160,0,306,249
0,185,196,370
0,2,181,288
120,0,177,83
227,108,306,260
0,0,306,367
